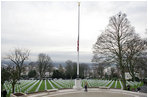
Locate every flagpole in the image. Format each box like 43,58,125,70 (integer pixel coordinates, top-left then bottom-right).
73,2,82,90
77,2,80,79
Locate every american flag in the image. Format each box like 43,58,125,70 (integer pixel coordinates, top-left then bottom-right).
77,2,80,52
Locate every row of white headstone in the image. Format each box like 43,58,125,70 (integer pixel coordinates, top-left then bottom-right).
3,79,141,94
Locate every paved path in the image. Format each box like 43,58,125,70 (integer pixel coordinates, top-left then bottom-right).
26,88,147,97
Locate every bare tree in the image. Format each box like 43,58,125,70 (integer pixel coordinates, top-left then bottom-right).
58,64,64,74
37,53,52,80
6,48,30,79
65,60,73,79
110,67,115,79
125,34,147,81
92,54,111,78
134,52,147,81
93,12,135,89
97,64,104,79
8,66,19,93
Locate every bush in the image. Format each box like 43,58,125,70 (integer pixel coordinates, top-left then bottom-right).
135,77,140,82
28,70,37,78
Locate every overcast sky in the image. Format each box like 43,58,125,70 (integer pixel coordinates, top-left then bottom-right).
1,1,147,63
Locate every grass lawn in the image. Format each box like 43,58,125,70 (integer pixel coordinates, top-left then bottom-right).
81,80,85,87
46,80,53,89
99,81,107,86
20,81,31,88
55,81,66,88
92,81,98,87
50,80,60,89
15,84,19,92
111,81,115,88
21,81,37,93
5,83,11,91
139,82,144,86
69,81,74,88
60,81,70,88
28,81,40,93
106,81,112,87
116,81,121,89
87,81,92,87
7,92,11,97
4,79,144,97
38,80,45,91
98,80,104,86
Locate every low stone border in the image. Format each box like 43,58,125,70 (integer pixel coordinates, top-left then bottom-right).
10,92,27,97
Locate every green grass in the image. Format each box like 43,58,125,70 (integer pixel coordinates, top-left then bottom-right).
3,85,6,90
129,81,141,91
50,80,59,89
54,81,65,88
21,81,36,93
99,81,107,86
106,81,112,87
39,80,45,91
59,81,69,88
20,81,31,88
3,83,11,97
92,81,98,87
111,81,115,88
46,80,53,89
130,85,137,90
139,82,144,86
7,92,11,97
3,79,144,97
81,80,85,87
28,81,40,93
15,84,18,92
69,81,74,88
116,81,121,89
87,81,92,87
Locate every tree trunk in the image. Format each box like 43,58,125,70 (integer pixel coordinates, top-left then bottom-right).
121,68,126,90
12,83,15,93
40,75,42,80
17,66,21,79
1,83,3,91
132,71,135,82
131,61,135,82
118,42,126,89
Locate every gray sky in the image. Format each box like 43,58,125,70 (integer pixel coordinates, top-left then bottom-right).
1,1,147,63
